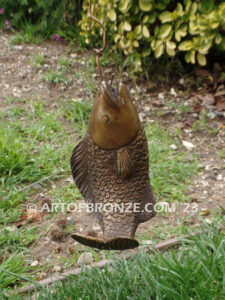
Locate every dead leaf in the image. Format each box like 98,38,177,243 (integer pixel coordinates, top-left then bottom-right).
216,98,225,111
174,122,185,130
152,100,164,107
16,209,42,227
198,94,215,106
200,209,210,216
215,90,225,97
54,246,63,253
68,246,75,255
194,67,210,77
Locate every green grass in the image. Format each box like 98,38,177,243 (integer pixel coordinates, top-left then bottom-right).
0,253,34,292
0,63,200,293
146,124,199,202
12,222,222,300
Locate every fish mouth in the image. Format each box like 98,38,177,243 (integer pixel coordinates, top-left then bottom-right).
100,81,126,108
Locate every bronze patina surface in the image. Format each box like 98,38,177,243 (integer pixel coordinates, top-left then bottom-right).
71,82,155,250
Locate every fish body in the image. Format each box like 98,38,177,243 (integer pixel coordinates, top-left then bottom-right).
71,82,155,250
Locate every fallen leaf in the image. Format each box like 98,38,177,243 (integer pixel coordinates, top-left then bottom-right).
174,122,185,129
152,100,164,106
68,246,75,255
198,94,215,106
216,98,225,111
16,209,42,227
170,87,177,97
194,67,210,77
200,209,210,216
215,90,225,97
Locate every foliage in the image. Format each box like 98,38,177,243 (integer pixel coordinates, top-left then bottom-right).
34,223,225,299
79,0,225,71
0,0,83,42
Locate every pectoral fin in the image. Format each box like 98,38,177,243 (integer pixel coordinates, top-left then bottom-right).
117,148,133,178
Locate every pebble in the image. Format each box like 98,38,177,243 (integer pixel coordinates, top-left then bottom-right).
170,144,177,150
77,252,93,266
31,260,39,267
217,174,223,181
67,217,75,226
182,140,195,150
13,45,23,51
53,265,62,272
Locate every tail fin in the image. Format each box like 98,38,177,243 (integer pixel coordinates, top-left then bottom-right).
71,233,139,250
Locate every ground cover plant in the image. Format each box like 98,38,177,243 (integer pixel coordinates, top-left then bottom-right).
8,221,224,299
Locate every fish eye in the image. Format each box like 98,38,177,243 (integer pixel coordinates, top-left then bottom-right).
102,114,110,124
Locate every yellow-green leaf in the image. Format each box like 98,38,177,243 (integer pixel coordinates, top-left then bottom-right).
118,0,131,13
142,25,150,38
178,40,193,51
142,15,149,24
166,46,175,56
141,48,151,57
154,44,164,58
134,25,142,35
197,53,206,66
124,21,132,31
159,11,173,23
139,0,152,12
190,2,197,15
159,24,172,39
175,32,181,42
198,40,212,54
107,9,116,22
114,34,121,43
215,33,222,45
166,41,176,50
133,40,139,47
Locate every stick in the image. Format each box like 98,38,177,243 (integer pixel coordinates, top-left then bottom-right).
88,0,106,82
14,234,192,295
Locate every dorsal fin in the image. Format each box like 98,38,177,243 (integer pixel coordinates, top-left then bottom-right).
70,136,92,202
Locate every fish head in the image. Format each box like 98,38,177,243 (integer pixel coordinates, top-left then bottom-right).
88,82,140,150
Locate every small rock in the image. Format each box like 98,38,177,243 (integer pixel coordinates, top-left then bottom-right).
36,272,46,281
14,45,23,51
158,93,164,100
5,226,17,232
67,217,75,226
31,260,39,267
205,218,213,225
182,140,195,150
77,252,94,266
217,174,223,181
170,144,177,150
65,177,73,184
53,265,62,272
170,87,177,97
139,112,145,122
142,240,153,245
144,106,151,112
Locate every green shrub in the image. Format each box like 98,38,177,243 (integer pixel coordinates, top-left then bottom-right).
79,0,225,71
0,0,83,40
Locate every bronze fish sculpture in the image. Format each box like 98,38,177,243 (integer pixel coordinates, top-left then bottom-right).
71,82,155,250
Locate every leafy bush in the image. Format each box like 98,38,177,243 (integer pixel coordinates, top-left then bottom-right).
79,0,225,71
0,0,83,40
